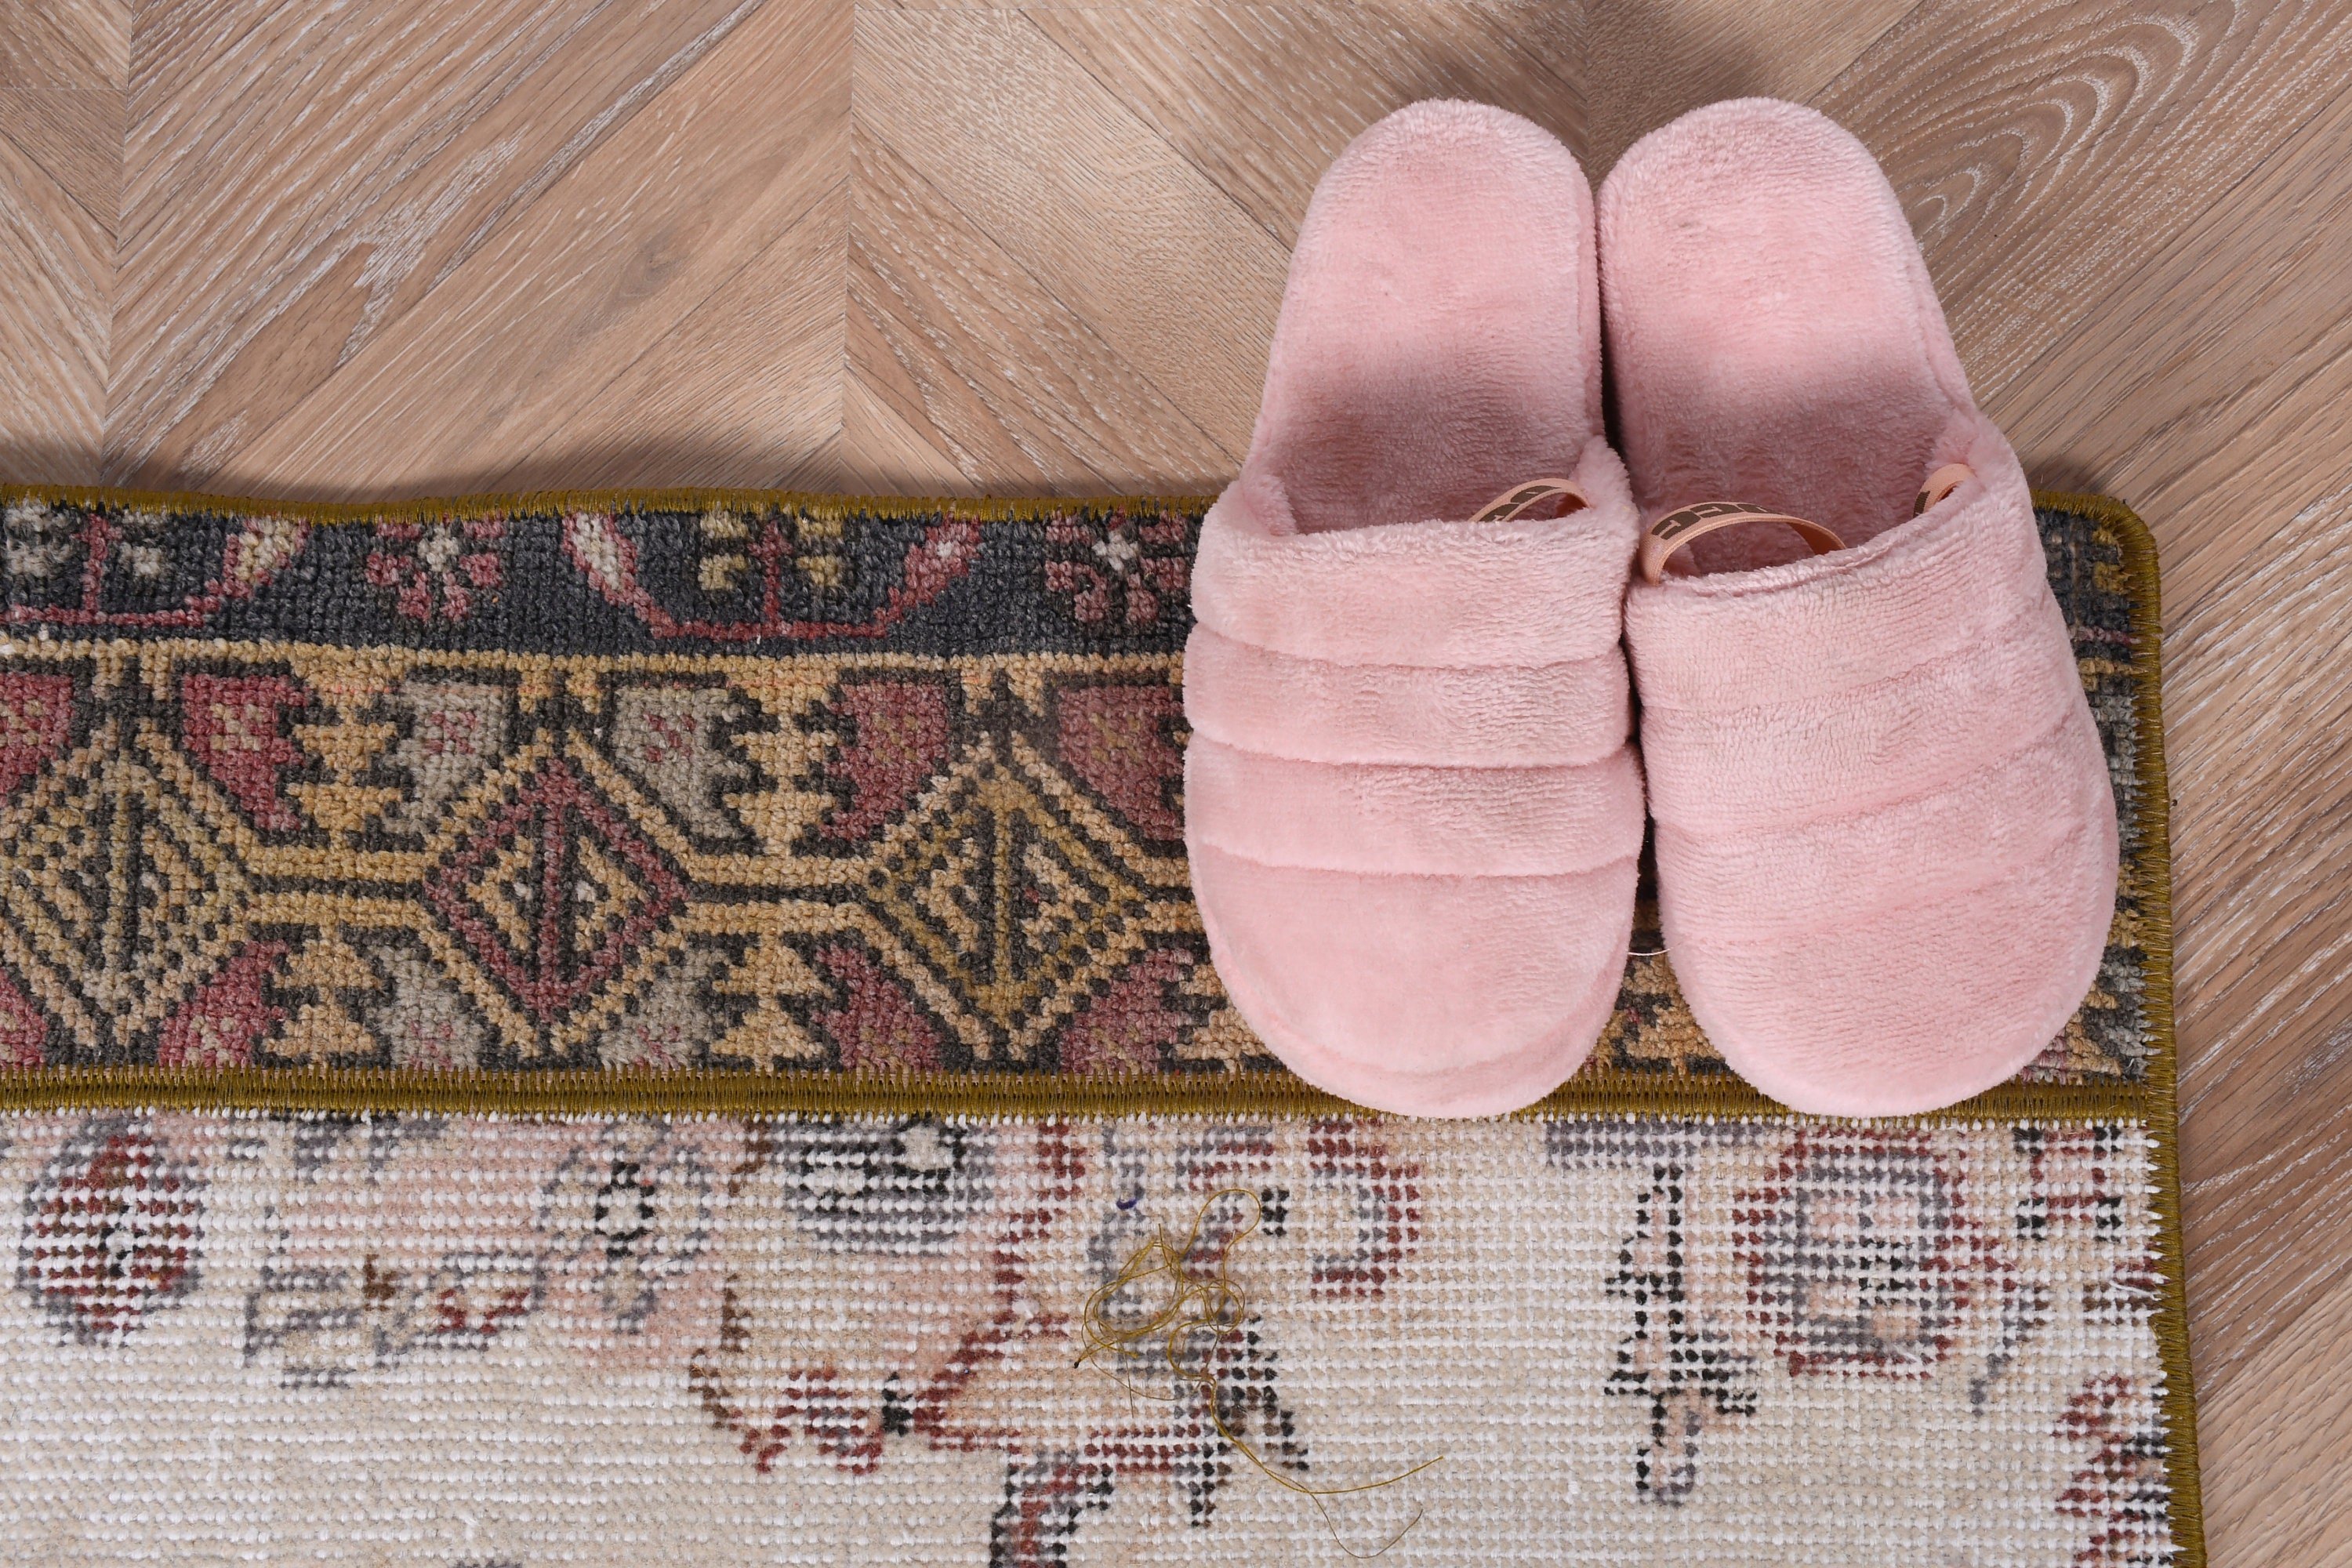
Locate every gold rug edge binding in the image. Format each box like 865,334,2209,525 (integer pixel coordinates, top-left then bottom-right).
2038,488,2203,1568
0,480,2209,1563
0,1062,2158,1120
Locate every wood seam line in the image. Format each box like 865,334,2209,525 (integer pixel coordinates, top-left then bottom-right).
848,108,1237,473
1018,8,1294,261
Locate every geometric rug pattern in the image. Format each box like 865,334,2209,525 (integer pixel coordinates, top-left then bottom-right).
0,488,2155,1098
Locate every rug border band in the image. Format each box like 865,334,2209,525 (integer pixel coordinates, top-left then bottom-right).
0,483,2180,1127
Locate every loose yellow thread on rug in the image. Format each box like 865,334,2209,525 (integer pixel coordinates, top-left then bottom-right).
1076,1186,1442,1558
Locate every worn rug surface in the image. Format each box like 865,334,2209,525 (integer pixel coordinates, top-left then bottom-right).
0,484,2198,1566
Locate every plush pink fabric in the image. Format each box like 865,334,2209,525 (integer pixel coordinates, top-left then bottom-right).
1192,455,1639,669
1183,628,1629,768
1602,99,2119,1116
1187,739,1643,876
1192,846,1635,1112
1183,100,1642,1116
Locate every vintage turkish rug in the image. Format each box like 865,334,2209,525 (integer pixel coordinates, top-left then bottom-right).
0,484,2198,1566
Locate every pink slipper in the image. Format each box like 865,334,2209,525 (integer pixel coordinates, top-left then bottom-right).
1183,100,1643,1117
1601,99,2118,1116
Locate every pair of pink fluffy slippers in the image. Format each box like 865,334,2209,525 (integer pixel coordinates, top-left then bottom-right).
1184,98,2119,1120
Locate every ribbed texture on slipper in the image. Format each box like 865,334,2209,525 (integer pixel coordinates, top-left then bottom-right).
1183,630,1628,767
1187,737,1644,876
1185,441,1644,1116
1191,452,1638,668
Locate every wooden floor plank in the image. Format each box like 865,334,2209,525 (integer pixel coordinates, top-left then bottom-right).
854,5,1288,463
109,0,775,488
847,125,1231,491
159,0,852,500
0,0,125,483
1817,0,2352,400
1582,0,1916,172
485,184,851,494
0,111,114,483
1986,75,2352,621
2167,495,2352,1385
2201,1262,2352,1566
0,0,129,93
1033,0,1579,244
0,85,124,234
836,350,979,495
1982,82,2352,1406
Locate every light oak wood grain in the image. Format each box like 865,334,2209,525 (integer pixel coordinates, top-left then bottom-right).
0,0,129,93
111,0,778,488
488,182,852,494
855,5,1285,457
1986,73,2352,616
0,83,123,233
0,92,114,481
836,366,971,494
0,0,124,481
1581,0,1912,172
1033,1,1579,245
2167,492,2352,1371
1818,0,2352,399
175,0,851,499
2202,1261,2352,1566
848,122,1236,489
0,2,2348,1558
1983,69,2352,1421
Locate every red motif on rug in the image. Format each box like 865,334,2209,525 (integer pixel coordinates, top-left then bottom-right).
20,1118,205,1341
0,671,74,797
822,680,953,841
1051,682,1182,841
158,940,291,1067
563,510,982,641
180,673,310,831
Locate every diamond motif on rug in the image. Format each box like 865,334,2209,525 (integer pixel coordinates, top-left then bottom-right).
867,738,1151,1058
0,719,252,1052
423,753,688,1028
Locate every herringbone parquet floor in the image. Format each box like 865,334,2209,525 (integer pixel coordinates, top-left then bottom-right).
4,2,2350,1560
